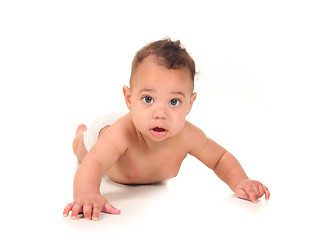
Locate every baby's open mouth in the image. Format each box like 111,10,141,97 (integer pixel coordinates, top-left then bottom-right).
150,127,168,138
152,127,166,132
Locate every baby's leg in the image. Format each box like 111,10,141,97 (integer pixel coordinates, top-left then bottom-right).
72,124,88,163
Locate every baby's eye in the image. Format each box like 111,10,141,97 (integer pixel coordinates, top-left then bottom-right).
169,99,181,107
142,96,154,104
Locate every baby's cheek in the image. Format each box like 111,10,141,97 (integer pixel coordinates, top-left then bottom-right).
172,117,187,134
132,112,147,131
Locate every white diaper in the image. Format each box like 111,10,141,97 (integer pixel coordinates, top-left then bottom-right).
83,112,126,151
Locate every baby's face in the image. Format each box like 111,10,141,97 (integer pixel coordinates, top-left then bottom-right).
124,58,196,142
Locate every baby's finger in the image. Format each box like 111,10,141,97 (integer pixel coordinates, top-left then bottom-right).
102,202,121,215
258,185,266,198
235,188,250,201
63,202,74,217
263,185,270,200
71,203,83,220
246,188,258,203
83,202,93,219
92,203,102,221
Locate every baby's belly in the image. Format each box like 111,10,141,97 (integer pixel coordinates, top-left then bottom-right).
105,160,182,185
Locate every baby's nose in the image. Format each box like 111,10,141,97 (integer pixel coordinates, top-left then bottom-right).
153,105,167,119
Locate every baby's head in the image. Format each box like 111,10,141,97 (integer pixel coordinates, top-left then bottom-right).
124,38,197,142
130,38,196,90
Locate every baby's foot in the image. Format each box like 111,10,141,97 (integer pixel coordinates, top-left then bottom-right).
76,124,87,135
72,124,87,154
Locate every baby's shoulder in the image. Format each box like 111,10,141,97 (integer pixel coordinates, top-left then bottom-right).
181,121,207,145
183,121,206,136
108,112,134,134
100,113,134,146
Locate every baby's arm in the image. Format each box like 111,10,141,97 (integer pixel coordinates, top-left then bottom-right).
63,126,128,220
187,123,270,202
212,151,269,202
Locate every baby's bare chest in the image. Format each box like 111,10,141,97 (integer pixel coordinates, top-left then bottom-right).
109,146,189,184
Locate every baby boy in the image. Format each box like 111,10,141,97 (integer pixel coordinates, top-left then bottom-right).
63,39,270,221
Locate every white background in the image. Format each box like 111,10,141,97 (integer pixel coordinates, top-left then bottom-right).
1,0,335,239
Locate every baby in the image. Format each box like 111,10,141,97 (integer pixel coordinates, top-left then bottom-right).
63,39,270,221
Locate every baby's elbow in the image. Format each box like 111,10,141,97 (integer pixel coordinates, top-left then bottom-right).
211,151,226,171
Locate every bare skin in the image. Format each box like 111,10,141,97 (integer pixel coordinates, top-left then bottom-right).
63,58,270,221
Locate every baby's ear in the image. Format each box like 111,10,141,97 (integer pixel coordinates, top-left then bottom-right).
123,86,132,110
187,92,197,114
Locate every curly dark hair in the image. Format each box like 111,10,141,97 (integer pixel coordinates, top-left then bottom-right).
130,38,196,85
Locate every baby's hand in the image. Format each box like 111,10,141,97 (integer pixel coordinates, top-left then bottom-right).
63,192,120,220
233,179,270,203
